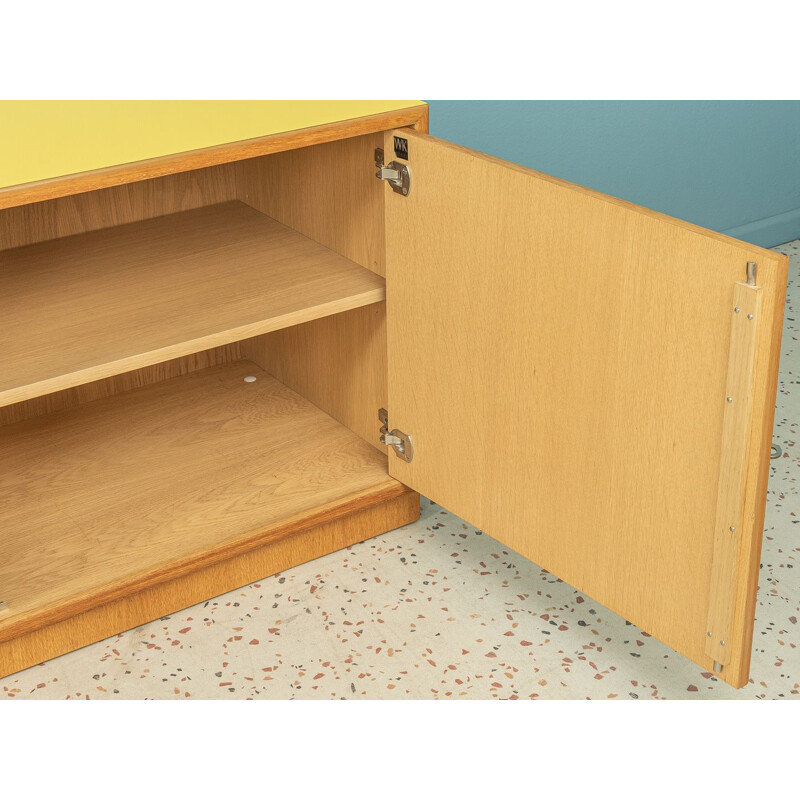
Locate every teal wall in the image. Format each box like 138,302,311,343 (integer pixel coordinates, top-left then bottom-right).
427,101,800,248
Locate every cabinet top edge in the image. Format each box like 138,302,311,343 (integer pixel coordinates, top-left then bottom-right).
0,101,428,210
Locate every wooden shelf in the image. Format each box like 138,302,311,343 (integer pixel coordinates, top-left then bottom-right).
0,201,386,408
0,360,403,643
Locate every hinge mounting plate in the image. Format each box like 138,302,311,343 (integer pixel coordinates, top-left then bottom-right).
379,408,414,462
375,148,411,196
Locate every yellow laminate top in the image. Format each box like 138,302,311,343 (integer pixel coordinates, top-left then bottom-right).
0,101,425,190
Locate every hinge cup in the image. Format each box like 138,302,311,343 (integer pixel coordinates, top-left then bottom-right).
374,148,411,196
379,408,414,462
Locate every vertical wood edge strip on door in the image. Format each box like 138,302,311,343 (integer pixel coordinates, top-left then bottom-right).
705,280,763,668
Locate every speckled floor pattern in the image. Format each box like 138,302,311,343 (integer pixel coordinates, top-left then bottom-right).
2,242,798,700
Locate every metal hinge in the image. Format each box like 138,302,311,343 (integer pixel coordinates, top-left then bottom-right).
375,148,411,196
379,408,414,462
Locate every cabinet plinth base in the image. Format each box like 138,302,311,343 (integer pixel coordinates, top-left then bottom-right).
0,486,419,680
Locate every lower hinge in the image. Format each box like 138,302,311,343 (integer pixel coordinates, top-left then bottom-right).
379,408,414,462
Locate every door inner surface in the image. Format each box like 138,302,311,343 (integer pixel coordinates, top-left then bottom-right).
384,130,787,687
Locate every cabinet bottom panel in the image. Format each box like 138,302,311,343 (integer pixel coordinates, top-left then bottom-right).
0,358,419,678
0,487,419,679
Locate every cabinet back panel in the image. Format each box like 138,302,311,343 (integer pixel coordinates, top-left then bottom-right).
0,345,242,427
0,163,237,250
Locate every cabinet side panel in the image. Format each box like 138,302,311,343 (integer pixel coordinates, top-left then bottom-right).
237,133,387,448
235,132,385,275
0,163,237,250
241,305,386,450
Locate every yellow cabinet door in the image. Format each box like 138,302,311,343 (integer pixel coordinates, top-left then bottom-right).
383,130,788,688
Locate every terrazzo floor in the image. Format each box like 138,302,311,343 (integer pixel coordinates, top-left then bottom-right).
2,242,798,701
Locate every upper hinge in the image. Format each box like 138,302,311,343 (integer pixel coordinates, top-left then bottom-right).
379,408,414,462
375,148,411,196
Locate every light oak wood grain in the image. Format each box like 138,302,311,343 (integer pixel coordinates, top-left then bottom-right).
726,272,786,686
0,104,428,210
0,488,419,679
0,162,237,251
0,164,242,419
242,304,387,450
705,282,763,668
0,360,413,647
0,344,241,426
236,132,387,276
0,103,430,680
384,130,787,688
235,116,427,451
0,201,385,408
236,132,390,448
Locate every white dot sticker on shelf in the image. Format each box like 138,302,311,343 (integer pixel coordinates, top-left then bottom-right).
243,376,257,383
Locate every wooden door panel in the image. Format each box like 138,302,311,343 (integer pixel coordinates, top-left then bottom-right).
384,130,787,687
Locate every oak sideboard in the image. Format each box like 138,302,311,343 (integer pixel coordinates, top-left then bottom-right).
0,101,787,688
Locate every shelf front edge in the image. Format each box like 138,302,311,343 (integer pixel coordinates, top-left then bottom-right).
0,285,385,410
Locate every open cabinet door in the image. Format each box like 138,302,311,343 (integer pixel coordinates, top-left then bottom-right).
383,130,787,688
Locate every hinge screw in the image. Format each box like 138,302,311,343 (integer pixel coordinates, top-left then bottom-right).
747,313,754,320
734,306,741,313
706,631,712,638
720,640,726,646
726,397,733,403
729,525,736,532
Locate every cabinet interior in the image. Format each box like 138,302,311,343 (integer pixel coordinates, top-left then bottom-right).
0,131,398,643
